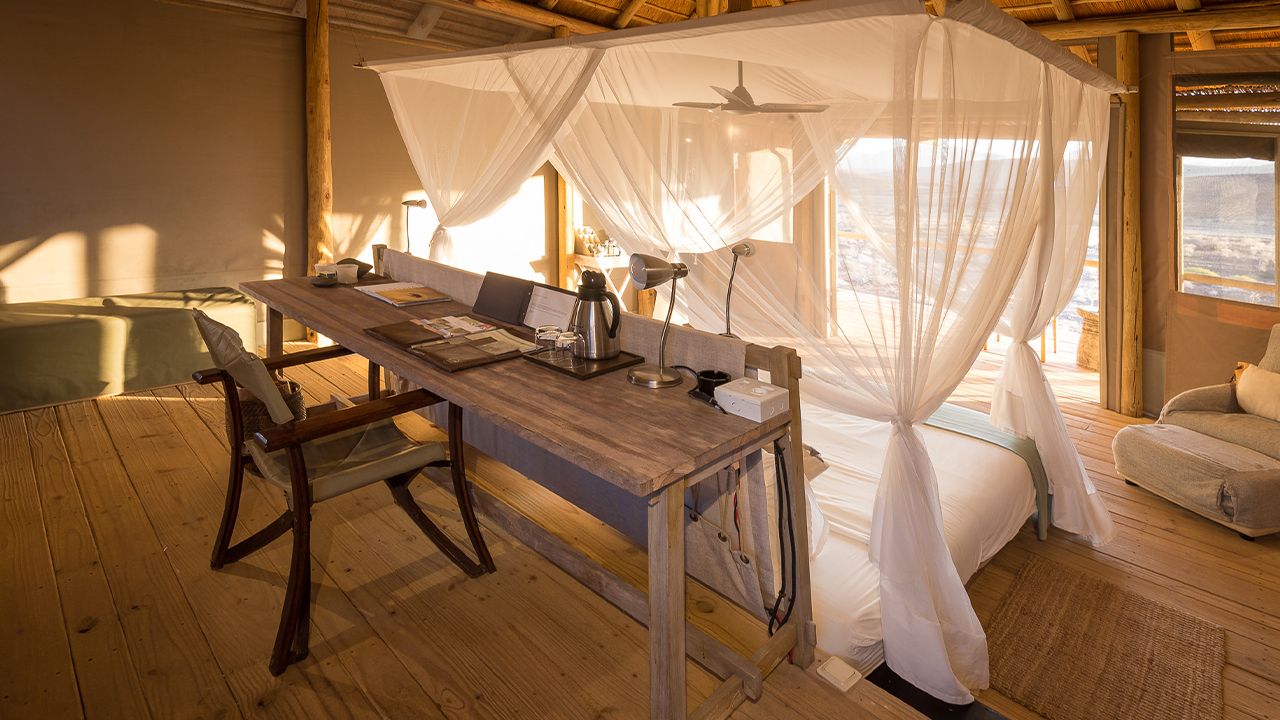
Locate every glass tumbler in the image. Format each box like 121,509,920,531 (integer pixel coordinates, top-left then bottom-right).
534,325,561,354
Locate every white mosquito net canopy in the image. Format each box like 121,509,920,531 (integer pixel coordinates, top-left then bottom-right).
368,0,1122,703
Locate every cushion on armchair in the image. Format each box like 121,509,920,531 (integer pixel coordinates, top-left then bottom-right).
1237,364,1280,423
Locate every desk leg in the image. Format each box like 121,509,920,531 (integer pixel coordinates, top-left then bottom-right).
267,307,284,358
648,479,686,720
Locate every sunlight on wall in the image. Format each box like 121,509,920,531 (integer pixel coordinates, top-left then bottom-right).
405,176,550,283
98,223,156,293
331,210,393,264
0,232,87,302
261,224,287,279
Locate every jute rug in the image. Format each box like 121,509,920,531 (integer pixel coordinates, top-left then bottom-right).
985,555,1225,720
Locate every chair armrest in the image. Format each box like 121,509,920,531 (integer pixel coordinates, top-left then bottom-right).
192,345,354,385
254,388,445,452
261,345,353,371
1159,383,1238,420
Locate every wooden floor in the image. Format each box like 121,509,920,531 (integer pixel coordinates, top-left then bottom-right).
0,350,915,720
957,340,1280,720
3,340,1277,719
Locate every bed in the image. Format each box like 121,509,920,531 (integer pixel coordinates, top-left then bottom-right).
767,400,1041,674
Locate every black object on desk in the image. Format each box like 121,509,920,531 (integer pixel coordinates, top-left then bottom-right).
472,272,534,325
524,348,644,380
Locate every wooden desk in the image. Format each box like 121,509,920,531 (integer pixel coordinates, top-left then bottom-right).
242,276,813,719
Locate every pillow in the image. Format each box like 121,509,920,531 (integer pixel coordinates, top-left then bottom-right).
1233,361,1252,383
192,309,295,425
1236,364,1280,423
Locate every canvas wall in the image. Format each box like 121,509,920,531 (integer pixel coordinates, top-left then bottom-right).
0,0,557,309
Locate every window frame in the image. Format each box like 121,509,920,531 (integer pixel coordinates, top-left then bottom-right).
1174,132,1280,309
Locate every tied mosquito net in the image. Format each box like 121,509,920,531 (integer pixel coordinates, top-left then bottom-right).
368,0,1121,702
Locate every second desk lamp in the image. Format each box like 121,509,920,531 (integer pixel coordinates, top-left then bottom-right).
627,253,689,388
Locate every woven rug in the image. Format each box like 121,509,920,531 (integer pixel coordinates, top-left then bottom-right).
985,555,1225,720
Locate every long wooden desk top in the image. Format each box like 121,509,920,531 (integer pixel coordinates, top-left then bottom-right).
241,277,791,497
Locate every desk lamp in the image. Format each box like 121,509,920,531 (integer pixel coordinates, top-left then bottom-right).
722,242,754,338
628,253,689,389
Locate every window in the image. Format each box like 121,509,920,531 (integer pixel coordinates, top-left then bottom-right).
1176,139,1279,308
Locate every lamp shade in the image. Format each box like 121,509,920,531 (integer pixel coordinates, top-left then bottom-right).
629,253,689,290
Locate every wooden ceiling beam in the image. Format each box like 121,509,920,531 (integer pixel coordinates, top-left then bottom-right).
1031,3,1280,41
1174,0,1217,50
407,4,444,38
614,0,649,27
469,0,611,33
162,0,464,50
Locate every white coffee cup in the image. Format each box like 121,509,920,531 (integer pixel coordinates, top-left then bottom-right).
314,262,338,278
335,264,358,284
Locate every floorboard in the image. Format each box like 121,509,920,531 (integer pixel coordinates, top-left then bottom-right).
3,337,1275,719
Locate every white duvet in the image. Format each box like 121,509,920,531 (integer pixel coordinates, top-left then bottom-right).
798,402,1037,672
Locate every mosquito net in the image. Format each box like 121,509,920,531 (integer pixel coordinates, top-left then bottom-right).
367,0,1122,702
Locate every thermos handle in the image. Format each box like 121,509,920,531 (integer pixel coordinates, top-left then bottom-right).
606,292,621,339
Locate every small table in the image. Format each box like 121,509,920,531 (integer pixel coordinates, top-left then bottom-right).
242,276,813,719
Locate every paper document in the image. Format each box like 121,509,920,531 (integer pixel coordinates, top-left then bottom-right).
413,315,495,338
523,285,578,330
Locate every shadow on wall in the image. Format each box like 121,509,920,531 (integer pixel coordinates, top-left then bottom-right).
0,0,420,306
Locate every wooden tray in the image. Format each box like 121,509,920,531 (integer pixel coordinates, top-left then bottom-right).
523,349,644,380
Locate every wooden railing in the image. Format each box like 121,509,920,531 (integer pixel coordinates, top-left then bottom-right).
1182,271,1279,305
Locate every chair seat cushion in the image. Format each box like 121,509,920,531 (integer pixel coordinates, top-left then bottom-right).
248,418,444,504
1161,409,1280,461
1113,423,1280,536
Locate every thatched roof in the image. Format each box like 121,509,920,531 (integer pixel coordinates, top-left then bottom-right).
173,0,1280,53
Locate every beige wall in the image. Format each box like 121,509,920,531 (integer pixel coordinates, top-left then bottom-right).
1157,48,1280,402
0,0,442,304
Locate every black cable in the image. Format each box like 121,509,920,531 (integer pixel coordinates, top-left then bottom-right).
671,364,698,379
777,441,798,629
767,439,798,635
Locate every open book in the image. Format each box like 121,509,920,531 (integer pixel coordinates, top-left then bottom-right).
366,315,535,372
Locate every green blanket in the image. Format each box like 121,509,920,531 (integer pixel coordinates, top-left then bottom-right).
927,403,1051,540
0,288,256,413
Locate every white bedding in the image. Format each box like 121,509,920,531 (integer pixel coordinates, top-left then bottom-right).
798,402,1037,672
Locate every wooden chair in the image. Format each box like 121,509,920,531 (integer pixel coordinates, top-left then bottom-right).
190,310,495,676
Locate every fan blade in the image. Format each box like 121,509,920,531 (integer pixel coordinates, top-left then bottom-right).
673,102,723,110
757,103,829,114
712,86,739,103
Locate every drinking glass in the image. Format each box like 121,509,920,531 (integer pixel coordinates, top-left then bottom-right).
534,325,561,353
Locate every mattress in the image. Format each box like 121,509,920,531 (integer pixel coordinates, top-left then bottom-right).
798,401,1037,673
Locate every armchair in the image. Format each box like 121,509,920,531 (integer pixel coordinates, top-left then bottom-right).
190,310,494,675
1113,323,1280,540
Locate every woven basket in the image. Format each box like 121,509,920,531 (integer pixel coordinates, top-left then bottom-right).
226,379,306,447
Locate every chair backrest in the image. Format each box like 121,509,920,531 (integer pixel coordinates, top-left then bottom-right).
1261,324,1280,373
192,309,295,424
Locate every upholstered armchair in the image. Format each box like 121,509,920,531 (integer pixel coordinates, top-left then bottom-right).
190,310,494,675
1113,324,1280,539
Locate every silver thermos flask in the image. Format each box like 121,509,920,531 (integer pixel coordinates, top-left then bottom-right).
568,270,622,360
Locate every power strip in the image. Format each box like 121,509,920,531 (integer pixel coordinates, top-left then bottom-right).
816,656,863,692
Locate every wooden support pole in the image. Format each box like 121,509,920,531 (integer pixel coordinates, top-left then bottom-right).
306,0,334,276
1117,31,1143,418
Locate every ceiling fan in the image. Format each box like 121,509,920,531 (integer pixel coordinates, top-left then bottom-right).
673,61,828,115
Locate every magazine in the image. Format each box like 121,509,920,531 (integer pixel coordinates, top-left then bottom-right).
356,282,450,307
